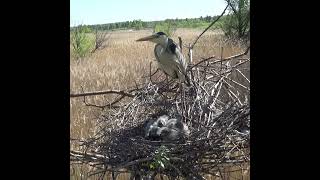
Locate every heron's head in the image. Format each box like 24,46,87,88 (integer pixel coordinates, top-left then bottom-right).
136,32,168,46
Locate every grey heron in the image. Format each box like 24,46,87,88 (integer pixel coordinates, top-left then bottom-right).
136,32,190,86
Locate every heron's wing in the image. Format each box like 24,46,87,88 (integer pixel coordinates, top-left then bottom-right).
168,39,188,75
154,44,171,77
168,39,191,85
154,44,161,62
174,46,188,75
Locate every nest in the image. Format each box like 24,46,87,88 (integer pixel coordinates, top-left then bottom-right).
71,48,250,179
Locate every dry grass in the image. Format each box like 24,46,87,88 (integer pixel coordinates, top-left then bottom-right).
70,28,248,179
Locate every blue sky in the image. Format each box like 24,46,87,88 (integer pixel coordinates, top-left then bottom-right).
70,0,226,26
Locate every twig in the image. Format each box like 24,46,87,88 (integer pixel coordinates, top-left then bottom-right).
188,44,193,64
178,37,183,51
70,90,135,98
143,61,160,82
224,77,250,91
205,47,249,67
235,69,250,83
189,56,216,69
70,150,105,160
81,86,105,109
112,157,153,170
220,47,224,74
223,46,250,61
191,4,229,49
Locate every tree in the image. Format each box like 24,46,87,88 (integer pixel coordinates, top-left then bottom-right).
124,21,129,28
109,23,115,30
222,0,250,39
205,15,212,22
133,20,143,30
105,24,110,30
71,25,93,60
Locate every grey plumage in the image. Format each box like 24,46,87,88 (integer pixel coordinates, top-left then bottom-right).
157,118,190,141
144,115,169,140
136,32,190,85
144,115,190,141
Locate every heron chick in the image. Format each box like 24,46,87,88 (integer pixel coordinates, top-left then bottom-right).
157,118,190,141
144,115,169,140
144,115,190,141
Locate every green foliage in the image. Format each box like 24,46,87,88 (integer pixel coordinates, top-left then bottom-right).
153,20,177,37
149,146,170,170
71,25,94,60
82,25,92,33
221,0,250,39
132,20,143,30
76,16,223,32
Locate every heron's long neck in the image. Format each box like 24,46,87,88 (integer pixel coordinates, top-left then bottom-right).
158,37,169,48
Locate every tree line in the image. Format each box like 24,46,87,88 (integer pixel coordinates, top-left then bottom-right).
70,0,250,60
70,15,220,32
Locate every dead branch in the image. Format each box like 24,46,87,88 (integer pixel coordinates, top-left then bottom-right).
190,56,216,69
113,157,153,171
178,37,183,51
70,90,135,98
235,69,250,83
71,150,105,160
83,95,105,109
78,86,106,108
223,46,250,61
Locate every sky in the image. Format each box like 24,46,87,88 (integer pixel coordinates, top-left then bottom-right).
70,0,227,26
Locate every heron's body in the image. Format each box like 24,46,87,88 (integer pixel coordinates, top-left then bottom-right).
137,32,190,85
154,39,188,81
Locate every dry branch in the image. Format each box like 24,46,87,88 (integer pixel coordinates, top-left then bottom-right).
178,37,183,51
70,90,135,98
225,47,250,61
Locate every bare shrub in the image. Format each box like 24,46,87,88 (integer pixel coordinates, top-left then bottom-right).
92,27,111,53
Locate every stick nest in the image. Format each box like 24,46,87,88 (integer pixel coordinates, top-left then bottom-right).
71,50,250,179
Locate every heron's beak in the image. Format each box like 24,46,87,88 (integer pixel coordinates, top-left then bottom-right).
136,34,157,42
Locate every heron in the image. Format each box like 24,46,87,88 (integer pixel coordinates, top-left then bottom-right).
136,32,190,86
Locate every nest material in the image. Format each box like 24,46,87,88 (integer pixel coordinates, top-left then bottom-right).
71,50,250,179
